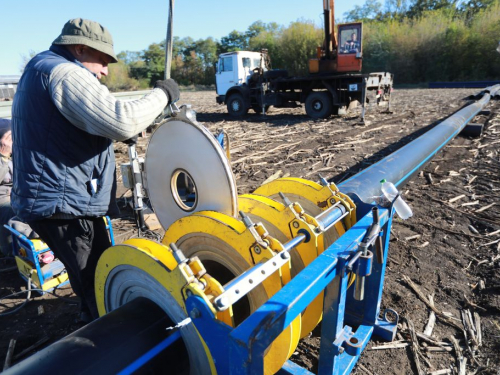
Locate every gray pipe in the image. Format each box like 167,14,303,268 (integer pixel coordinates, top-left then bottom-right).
338,85,500,203
164,0,175,80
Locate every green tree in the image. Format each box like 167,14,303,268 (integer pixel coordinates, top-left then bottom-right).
101,60,141,92
219,30,248,53
406,0,458,18
130,42,165,86
248,23,283,68
459,0,496,21
277,20,323,75
116,51,142,65
344,0,383,21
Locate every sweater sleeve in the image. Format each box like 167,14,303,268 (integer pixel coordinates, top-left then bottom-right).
49,63,169,141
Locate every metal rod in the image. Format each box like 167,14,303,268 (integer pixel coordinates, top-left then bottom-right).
339,84,500,203
164,0,175,80
315,203,347,232
127,144,147,231
283,233,307,253
354,207,379,301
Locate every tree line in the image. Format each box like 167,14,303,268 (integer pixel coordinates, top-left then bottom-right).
102,0,500,91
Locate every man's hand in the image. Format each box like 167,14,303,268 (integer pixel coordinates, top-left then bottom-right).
0,131,12,157
154,79,180,105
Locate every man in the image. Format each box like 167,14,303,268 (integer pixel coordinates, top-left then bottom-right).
0,119,14,256
343,32,360,54
11,18,180,322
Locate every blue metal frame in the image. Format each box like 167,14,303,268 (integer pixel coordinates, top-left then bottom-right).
185,206,397,374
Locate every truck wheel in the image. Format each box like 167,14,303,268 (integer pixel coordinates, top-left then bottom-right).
227,93,248,117
305,92,333,119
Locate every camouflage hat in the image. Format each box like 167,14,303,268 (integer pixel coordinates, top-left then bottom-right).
52,18,118,63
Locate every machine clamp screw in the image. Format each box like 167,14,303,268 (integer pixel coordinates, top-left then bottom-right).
254,246,261,254
292,221,300,229
330,198,336,205
339,347,345,354
281,252,290,260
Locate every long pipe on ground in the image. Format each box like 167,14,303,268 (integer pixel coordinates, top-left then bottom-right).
338,84,500,203
3,298,189,375
5,86,499,374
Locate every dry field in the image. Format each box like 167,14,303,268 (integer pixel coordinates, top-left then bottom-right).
1,88,499,374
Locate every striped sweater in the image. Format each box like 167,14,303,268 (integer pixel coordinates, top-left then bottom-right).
49,63,168,141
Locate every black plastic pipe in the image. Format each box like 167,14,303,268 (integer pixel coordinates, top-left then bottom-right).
4,298,189,375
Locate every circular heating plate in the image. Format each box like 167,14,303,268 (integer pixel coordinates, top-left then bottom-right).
145,118,238,229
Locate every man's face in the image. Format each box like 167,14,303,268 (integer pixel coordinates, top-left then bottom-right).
352,33,357,41
76,46,112,80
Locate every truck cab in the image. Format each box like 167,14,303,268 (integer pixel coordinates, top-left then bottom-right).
215,51,265,103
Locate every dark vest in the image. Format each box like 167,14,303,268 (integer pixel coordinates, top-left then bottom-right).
11,45,118,222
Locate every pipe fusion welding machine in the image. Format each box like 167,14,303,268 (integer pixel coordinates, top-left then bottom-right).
6,85,500,375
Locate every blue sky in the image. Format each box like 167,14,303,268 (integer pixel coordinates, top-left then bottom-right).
0,0,365,75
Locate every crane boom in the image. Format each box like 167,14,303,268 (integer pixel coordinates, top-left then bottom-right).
323,0,336,59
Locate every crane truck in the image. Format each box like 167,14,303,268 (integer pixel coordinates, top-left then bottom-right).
215,1,393,119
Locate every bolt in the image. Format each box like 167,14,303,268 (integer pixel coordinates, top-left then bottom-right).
281,252,290,260
216,296,228,310
254,246,261,254
339,347,345,354
279,192,292,206
190,308,200,319
319,174,329,187
330,198,336,205
292,221,300,229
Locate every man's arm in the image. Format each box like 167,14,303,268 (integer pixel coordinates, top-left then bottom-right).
49,63,169,141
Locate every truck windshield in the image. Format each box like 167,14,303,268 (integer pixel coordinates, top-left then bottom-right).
242,58,252,69
253,58,264,70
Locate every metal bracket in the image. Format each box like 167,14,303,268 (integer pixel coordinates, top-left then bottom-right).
332,326,354,356
239,211,269,249
212,233,306,311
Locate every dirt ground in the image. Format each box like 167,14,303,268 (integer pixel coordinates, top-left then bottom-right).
1,88,499,374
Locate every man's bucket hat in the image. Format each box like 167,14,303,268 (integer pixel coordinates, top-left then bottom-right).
52,18,118,63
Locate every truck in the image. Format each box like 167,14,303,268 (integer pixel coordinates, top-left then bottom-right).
215,1,393,119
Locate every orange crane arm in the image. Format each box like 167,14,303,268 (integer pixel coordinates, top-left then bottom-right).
323,0,337,59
